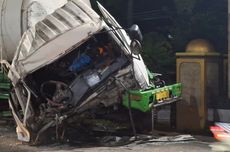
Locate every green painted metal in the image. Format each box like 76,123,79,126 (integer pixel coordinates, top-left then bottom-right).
0,70,11,100
122,83,182,112
0,111,12,117
0,83,11,89
0,93,10,100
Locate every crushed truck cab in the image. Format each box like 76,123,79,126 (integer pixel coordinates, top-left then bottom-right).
2,0,181,144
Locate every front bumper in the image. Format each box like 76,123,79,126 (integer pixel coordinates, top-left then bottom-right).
122,83,182,112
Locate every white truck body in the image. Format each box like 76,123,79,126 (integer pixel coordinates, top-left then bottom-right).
0,0,68,61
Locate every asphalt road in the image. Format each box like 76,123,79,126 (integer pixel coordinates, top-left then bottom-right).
0,125,213,152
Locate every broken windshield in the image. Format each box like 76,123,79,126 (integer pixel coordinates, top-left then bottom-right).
97,2,150,89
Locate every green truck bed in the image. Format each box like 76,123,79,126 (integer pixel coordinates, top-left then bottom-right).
0,70,11,100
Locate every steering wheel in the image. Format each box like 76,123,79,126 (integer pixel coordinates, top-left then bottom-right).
40,81,73,105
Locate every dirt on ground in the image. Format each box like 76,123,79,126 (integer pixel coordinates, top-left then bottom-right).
0,118,215,152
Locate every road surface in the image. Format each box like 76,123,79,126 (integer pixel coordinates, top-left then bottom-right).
0,124,214,152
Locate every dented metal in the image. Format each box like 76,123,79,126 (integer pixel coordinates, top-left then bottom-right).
1,0,182,144
2,0,150,143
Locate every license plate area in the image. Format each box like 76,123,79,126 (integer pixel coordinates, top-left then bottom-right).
156,90,169,101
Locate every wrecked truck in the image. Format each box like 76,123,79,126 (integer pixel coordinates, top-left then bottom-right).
1,0,181,144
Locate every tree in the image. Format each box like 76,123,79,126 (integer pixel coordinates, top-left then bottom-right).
91,0,127,26
91,0,228,82
171,0,228,52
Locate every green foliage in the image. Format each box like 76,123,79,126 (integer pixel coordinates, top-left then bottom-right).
142,32,175,75
171,0,227,52
92,0,126,25
91,0,227,80
174,0,197,14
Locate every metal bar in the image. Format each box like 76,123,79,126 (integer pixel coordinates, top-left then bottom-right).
0,83,11,89
228,0,230,98
128,92,137,139
0,93,9,100
151,97,181,135
153,97,182,108
151,107,155,137
23,87,31,125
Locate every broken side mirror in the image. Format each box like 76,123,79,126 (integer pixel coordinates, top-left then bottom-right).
129,24,143,42
130,39,142,55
